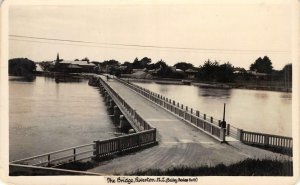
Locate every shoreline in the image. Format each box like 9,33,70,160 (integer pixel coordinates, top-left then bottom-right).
121,77,292,93
25,71,292,93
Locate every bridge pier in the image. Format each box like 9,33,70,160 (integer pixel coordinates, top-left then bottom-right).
113,106,121,123
105,94,111,106
119,115,130,132
108,99,115,115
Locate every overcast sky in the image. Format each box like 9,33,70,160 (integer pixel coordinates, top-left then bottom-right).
9,2,293,70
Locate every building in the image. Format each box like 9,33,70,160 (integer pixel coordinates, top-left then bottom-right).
42,53,96,73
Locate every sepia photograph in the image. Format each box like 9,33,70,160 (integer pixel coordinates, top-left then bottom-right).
1,0,299,184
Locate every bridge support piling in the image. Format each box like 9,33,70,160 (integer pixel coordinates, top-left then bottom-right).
119,115,129,131
108,99,115,115
113,106,121,123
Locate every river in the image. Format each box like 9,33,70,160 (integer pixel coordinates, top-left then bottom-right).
9,76,116,161
133,82,292,137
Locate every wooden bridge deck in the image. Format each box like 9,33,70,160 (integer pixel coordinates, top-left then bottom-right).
89,76,290,175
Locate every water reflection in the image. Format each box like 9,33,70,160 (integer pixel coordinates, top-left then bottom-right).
254,92,269,99
9,76,36,82
198,88,231,99
54,76,83,83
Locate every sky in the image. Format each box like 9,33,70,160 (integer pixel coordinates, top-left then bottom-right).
8,2,293,70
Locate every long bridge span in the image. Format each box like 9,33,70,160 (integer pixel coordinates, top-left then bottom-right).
10,74,292,175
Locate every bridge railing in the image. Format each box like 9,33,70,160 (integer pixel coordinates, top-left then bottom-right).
237,129,292,150
115,77,225,142
10,143,95,167
10,129,157,167
94,129,156,159
98,76,155,131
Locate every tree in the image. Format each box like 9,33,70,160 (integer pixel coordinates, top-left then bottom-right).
9,58,36,77
250,56,273,74
82,57,90,62
140,57,152,68
102,59,120,66
174,62,194,72
131,57,152,69
197,60,219,81
216,62,235,82
155,60,172,78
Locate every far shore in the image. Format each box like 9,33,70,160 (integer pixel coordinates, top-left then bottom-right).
120,77,292,93
26,71,292,93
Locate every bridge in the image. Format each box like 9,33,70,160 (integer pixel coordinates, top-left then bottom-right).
10,74,292,175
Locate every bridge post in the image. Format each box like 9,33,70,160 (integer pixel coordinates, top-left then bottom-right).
226,124,230,135
204,114,206,120
181,104,184,109
92,140,100,161
264,135,269,146
196,111,199,117
186,106,188,111
177,103,180,107
210,117,213,123
237,129,244,141
191,108,193,114
113,106,121,123
220,128,226,142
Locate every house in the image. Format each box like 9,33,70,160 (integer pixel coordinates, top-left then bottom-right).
185,68,198,79
246,70,268,80
43,53,96,73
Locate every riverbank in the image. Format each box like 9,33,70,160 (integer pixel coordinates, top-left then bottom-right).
32,71,292,92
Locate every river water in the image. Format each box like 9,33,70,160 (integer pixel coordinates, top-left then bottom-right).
9,76,116,161
133,82,292,137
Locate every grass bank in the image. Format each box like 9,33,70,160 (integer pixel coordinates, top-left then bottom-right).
126,158,292,176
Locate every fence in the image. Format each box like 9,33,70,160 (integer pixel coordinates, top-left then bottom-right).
115,77,225,142
238,129,292,151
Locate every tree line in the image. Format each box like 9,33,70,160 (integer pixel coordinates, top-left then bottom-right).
100,56,291,83
9,56,292,83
